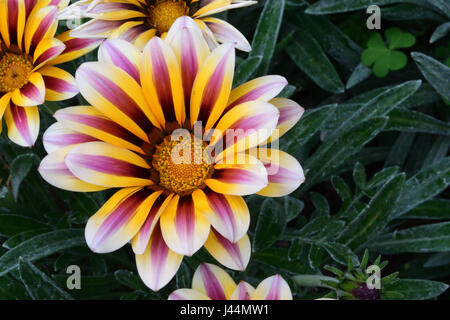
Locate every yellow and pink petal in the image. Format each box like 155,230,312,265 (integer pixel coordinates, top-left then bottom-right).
43,122,97,153
38,145,107,192
3,103,39,147
49,31,103,65
11,72,45,107
230,281,255,300
39,66,78,101
204,228,251,271
256,148,305,197
24,5,58,53
192,263,237,300
85,187,158,253
160,195,211,256
0,0,26,49
270,98,305,140
202,17,251,52
252,275,293,300
136,223,183,291
65,141,152,188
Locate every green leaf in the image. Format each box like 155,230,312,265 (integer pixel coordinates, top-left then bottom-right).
322,242,359,266
386,27,416,50
0,229,85,277
0,275,29,299
0,214,49,238
430,22,450,43
233,55,263,86
308,244,323,269
426,0,450,18
346,63,372,89
300,117,388,192
384,279,448,300
386,108,450,135
9,154,35,201
253,248,314,274
339,173,406,248
306,0,406,14
370,222,450,253
18,258,73,300
394,157,450,218
114,270,148,291
412,52,450,101
253,198,286,251
3,229,52,249
249,0,285,75
176,262,191,289
403,199,450,220
284,196,304,222
287,36,344,93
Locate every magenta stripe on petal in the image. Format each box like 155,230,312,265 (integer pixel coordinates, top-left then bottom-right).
206,191,236,241
215,168,266,186
151,41,176,121
264,164,302,184
43,75,78,94
91,188,150,251
10,103,32,146
149,225,170,287
199,264,227,300
35,45,65,66
31,6,58,49
175,197,196,251
212,229,245,270
20,80,43,103
278,106,301,125
8,0,19,44
44,132,97,148
227,81,287,111
88,2,139,14
40,161,73,176
180,29,198,115
137,196,165,250
118,24,147,42
63,38,102,54
80,68,152,130
66,154,149,178
197,50,229,122
25,0,36,16
103,41,139,82
266,275,282,300
237,282,252,300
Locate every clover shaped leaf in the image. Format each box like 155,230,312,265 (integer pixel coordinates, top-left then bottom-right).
362,27,416,78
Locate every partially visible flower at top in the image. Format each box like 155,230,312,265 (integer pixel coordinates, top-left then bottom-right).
0,0,103,147
59,0,257,51
169,263,293,300
38,17,305,291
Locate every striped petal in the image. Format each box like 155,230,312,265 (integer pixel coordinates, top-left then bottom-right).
49,31,103,65
227,76,288,111
65,141,152,188
270,98,305,140
190,43,235,130
32,38,66,70
193,189,249,243
43,122,97,153
38,145,107,192
11,72,45,107
24,5,58,53
141,37,185,126
230,281,255,300
192,263,236,300
212,101,280,161
256,148,305,197
135,223,183,291
193,0,256,18
4,103,39,147
202,17,251,52
132,28,157,50
165,16,210,117
204,228,251,271
132,193,173,255
69,19,123,39
0,93,11,120
251,275,293,300
84,2,145,20
169,289,211,300
85,187,157,253
206,153,268,196
76,62,159,140
54,106,145,154
98,39,141,83
0,0,26,49
160,195,210,256
39,66,78,101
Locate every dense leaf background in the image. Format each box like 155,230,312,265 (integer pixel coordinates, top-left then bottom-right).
0,0,449,300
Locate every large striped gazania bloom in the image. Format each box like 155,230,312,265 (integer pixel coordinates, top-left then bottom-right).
0,0,102,146
169,263,293,300
59,0,256,51
38,17,305,291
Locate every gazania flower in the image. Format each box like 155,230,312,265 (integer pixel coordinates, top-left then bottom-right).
59,0,256,51
39,17,305,291
169,263,293,300
0,0,102,146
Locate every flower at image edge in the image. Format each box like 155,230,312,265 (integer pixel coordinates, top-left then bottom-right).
38,17,305,291
0,0,103,146
60,0,257,51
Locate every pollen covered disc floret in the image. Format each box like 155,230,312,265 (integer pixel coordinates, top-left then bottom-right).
152,134,214,195
0,53,33,93
147,0,189,34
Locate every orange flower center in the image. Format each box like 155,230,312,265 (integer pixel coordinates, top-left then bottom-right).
0,53,33,93
152,134,214,195
148,0,189,34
